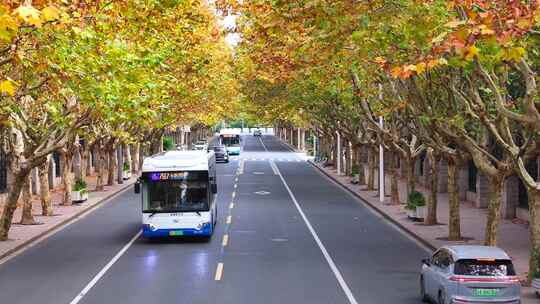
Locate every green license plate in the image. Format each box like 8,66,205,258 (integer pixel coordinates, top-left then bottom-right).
474,289,498,297
169,230,184,236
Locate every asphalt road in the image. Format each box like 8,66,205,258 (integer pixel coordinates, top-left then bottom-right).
0,135,429,304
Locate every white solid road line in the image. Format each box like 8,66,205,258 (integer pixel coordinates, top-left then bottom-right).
269,160,279,175
273,163,359,304
259,137,269,152
69,230,142,304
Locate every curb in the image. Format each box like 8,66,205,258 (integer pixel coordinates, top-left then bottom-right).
0,180,135,262
307,160,437,252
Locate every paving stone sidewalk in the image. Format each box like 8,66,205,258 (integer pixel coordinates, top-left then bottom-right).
0,175,135,261
309,160,539,302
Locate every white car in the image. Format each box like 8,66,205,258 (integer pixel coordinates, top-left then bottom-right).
193,140,207,151
420,245,520,304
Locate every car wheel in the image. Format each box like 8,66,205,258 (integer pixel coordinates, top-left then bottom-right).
420,277,429,303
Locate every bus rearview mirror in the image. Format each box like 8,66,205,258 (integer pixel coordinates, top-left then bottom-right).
134,182,141,194
211,184,217,194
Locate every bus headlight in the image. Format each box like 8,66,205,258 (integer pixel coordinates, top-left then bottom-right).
196,222,210,230
148,223,158,231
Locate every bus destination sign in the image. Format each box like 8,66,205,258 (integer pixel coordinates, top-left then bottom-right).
149,172,186,181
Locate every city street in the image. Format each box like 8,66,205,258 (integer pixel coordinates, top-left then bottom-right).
0,135,429,304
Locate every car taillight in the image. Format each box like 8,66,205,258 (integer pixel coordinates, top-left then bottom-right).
449,275,520,283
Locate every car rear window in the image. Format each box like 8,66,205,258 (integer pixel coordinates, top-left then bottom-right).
454,259,515,276
213,147,225,152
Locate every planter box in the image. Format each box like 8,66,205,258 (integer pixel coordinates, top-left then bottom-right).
71,190,88,202
406,209,416,219
416,206,426,220
532,278,540,297
122,171,132,180
351,174,360,184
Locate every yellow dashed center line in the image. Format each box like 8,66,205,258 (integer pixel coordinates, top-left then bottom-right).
226,215,232,224
222,234,229,247
214,263,224,281
232,191,236,199
234,184,237,189
229,202,234,209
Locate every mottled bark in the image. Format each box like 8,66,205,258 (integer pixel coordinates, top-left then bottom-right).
405,156,416,197
367,146,376,191
107,145,117,186
447,157,461,241
0,168,28,240
528,189,540,281
95,147,105,191
73,145,82,181
19,175,37,225
390,152,400,205
39,158,53,216
131,143,139,175
484,176,504,246
61,150,74,206
117,145,123,184
425,149,439,225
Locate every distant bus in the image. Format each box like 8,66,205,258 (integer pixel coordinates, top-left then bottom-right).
219,128,241,155
135,150,217,238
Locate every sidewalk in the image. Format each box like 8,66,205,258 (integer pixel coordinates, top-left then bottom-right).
0,175,135,261
309,161,539,302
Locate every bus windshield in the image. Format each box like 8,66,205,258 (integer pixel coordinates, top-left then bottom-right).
141,172,209,213
221,135,239,146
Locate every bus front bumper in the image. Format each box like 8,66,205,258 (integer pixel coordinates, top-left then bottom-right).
142,223,212,237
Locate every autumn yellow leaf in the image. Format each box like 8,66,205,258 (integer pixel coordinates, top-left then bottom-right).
415,62,426,74
0,79,17,96
41,6,60,22
504,47,526,62
464,46,479,61
15,5,42,27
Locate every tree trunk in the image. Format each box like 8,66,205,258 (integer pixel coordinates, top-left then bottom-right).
0,168,29,240
447,157,461,241
19,175,37,225
39,158,53,216
73,145,82,181
425,149,439,225
95,146,105,191
81,146,89,178
390,152,400,204
484,176,504,246
107,146,117,186
131,143,139,175
117,145,123,184
405,156,417,197
123,143,132,173
528,188,540,281
367,146,376,191
61,150,74,206
357,147,366,185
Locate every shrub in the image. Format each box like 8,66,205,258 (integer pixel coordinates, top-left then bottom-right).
351,165,359,176
72,179,88,194
163,136,174,151
533,251,540,278
406,190,425,210
123,162,130,172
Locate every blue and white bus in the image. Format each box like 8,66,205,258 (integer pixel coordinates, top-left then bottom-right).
219,128,241,155
135,150,217,238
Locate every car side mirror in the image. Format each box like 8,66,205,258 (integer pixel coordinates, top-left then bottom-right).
134,181,141,194
211,183,217,194
422,258,431,266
